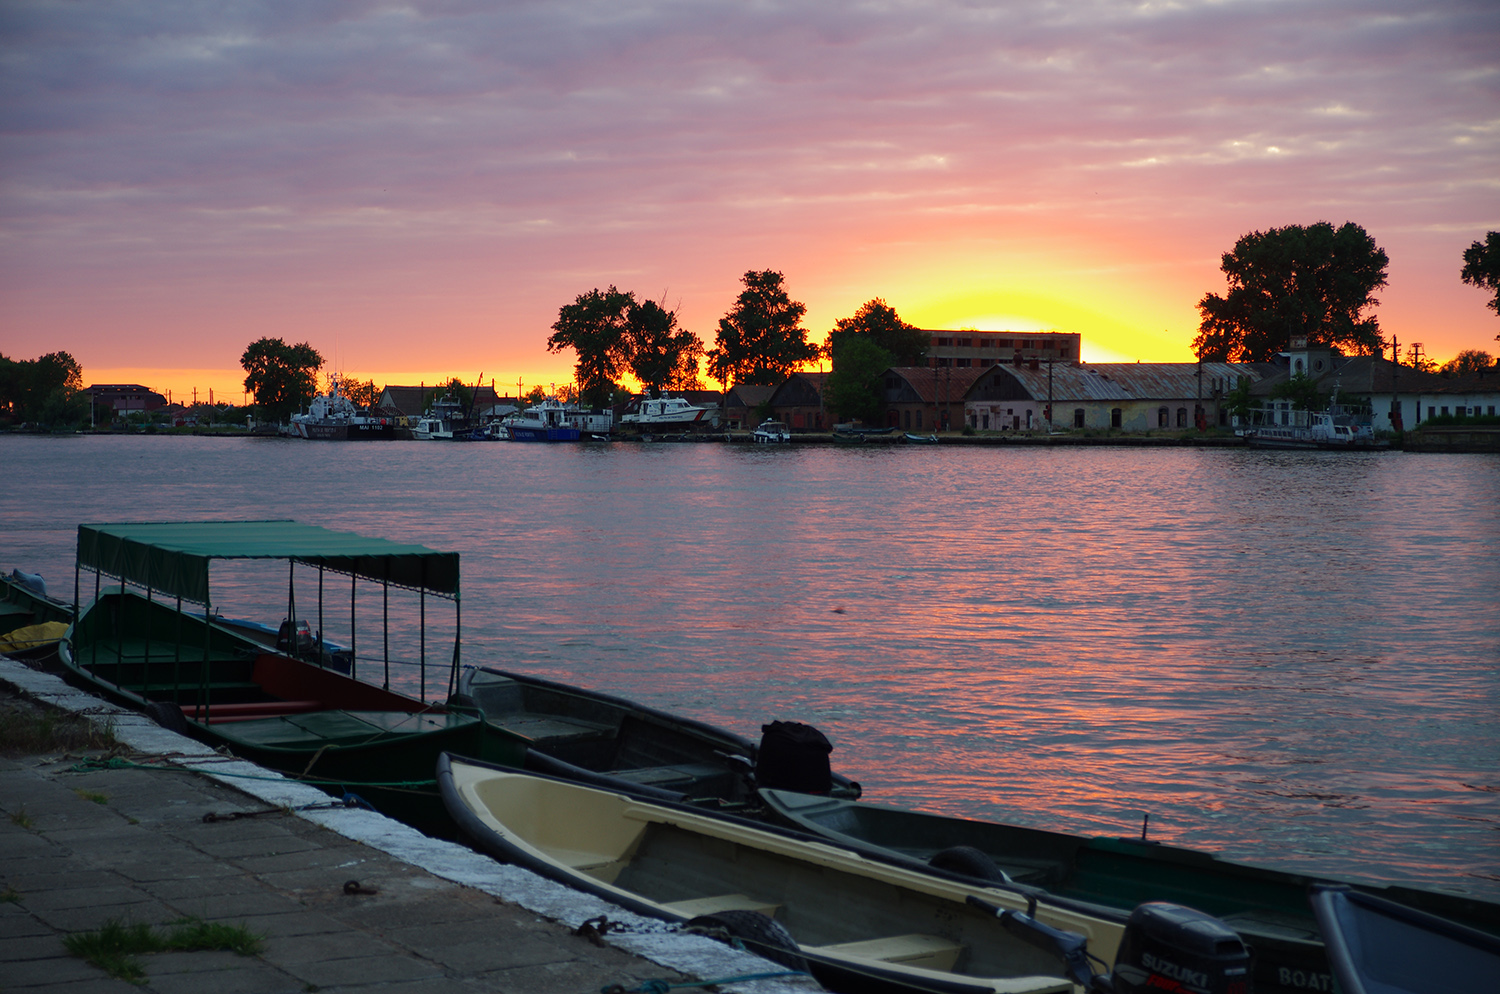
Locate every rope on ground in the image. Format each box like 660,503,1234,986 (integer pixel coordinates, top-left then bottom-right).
601,971,811,993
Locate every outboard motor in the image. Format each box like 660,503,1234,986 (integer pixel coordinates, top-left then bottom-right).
1112,902,1253,994
755,720,833,794
968,896,1253,994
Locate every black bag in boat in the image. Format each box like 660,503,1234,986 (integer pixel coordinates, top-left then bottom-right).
756,720,833,794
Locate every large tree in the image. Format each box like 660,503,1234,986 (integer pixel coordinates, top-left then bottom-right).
240,338,323,422
824,336,893,424
1193,222,1389,362
826,299,929,366
708,270,818,387
1460,231,1500,322
0,351,85,424
624,299,704,397
547,286,634,407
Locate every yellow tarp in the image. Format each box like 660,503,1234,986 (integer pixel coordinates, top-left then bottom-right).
0,621,68,652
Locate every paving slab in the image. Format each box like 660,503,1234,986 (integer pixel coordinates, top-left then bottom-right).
1,659,819,994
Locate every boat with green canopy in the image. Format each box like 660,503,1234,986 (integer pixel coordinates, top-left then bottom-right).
57,520,528,835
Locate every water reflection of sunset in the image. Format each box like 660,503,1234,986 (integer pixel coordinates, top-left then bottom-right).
6,439,1498,899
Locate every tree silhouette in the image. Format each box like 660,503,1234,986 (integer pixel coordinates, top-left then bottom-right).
1194,222,1388,362
240,339,323,422
708,270,817,387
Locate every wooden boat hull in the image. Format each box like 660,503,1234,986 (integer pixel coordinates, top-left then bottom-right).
439,755,1124,994
457,666,860,809
760,789,1500,994
61,589,527,835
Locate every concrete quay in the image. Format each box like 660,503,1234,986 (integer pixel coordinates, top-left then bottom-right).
0,659,817,994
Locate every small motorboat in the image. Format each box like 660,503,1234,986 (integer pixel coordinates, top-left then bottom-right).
759,789,1500,994
454,666,860,808
1309,883,1500,994
438,756,1131,994
752,419,791,443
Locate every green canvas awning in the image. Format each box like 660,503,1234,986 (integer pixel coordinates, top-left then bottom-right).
77,521,460,605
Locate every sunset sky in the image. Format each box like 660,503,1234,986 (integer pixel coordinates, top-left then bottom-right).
3,1,1497,403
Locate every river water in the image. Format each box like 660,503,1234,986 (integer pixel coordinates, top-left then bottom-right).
3,434,1498,901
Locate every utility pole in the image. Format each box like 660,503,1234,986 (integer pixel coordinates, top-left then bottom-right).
1389,336,1401,432
1408,342,1424,425
1047,359,1054,431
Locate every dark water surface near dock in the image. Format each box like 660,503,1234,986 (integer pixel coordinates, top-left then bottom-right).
4,435,1498,900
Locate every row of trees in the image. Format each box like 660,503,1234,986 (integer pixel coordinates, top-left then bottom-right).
0,351,87,426
547,271,932,421
235,226,1500,430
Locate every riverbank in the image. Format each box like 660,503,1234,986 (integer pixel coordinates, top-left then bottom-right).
0,659,815,994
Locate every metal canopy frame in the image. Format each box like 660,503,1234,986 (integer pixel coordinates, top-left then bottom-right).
72,520,463,701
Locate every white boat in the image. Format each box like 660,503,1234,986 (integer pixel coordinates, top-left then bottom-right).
621,395,715,427
502,398,581,442
438,756,1121,994
753,419,791,443
1244,411,1384,449
290,376,396,440
412,394,471,440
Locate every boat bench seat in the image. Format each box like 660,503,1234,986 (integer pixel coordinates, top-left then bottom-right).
661,894,781,918
500,715,615,745
801,933,964,971
614,762,724,787
187,700,324,723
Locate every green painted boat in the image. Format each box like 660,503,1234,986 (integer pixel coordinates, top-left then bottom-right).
760,789,1500,994
55,521,528,836
457,665,861,807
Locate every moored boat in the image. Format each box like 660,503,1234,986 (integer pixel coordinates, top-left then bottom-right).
759,788,1500,994
290,376,396,440
437,756,1126,994
752,419,791,443
502,398,582,442
57,520,528,835
1309,883,1500,994
455,666,860,807
0,570,75,662
620,394,714,427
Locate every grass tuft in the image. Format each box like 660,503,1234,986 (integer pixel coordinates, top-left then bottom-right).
64,917,264,984
74,789,109,806
1,885,21,903
0,699,119,755
10,805,34,829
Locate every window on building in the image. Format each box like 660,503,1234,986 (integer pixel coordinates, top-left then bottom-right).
1177,408,1187,427
1441,406,1449,416
1110,408,1122,428
1158,407,1170,427
1489,406,1496,416
982,413,989,428
904,410,911,428
957,338,971,348
978,339,990,347
956,358,971,367
1428,406,1435,418
1075,408,1086,428
915,410,922,428
996,339,1013,348
936,337,952,346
